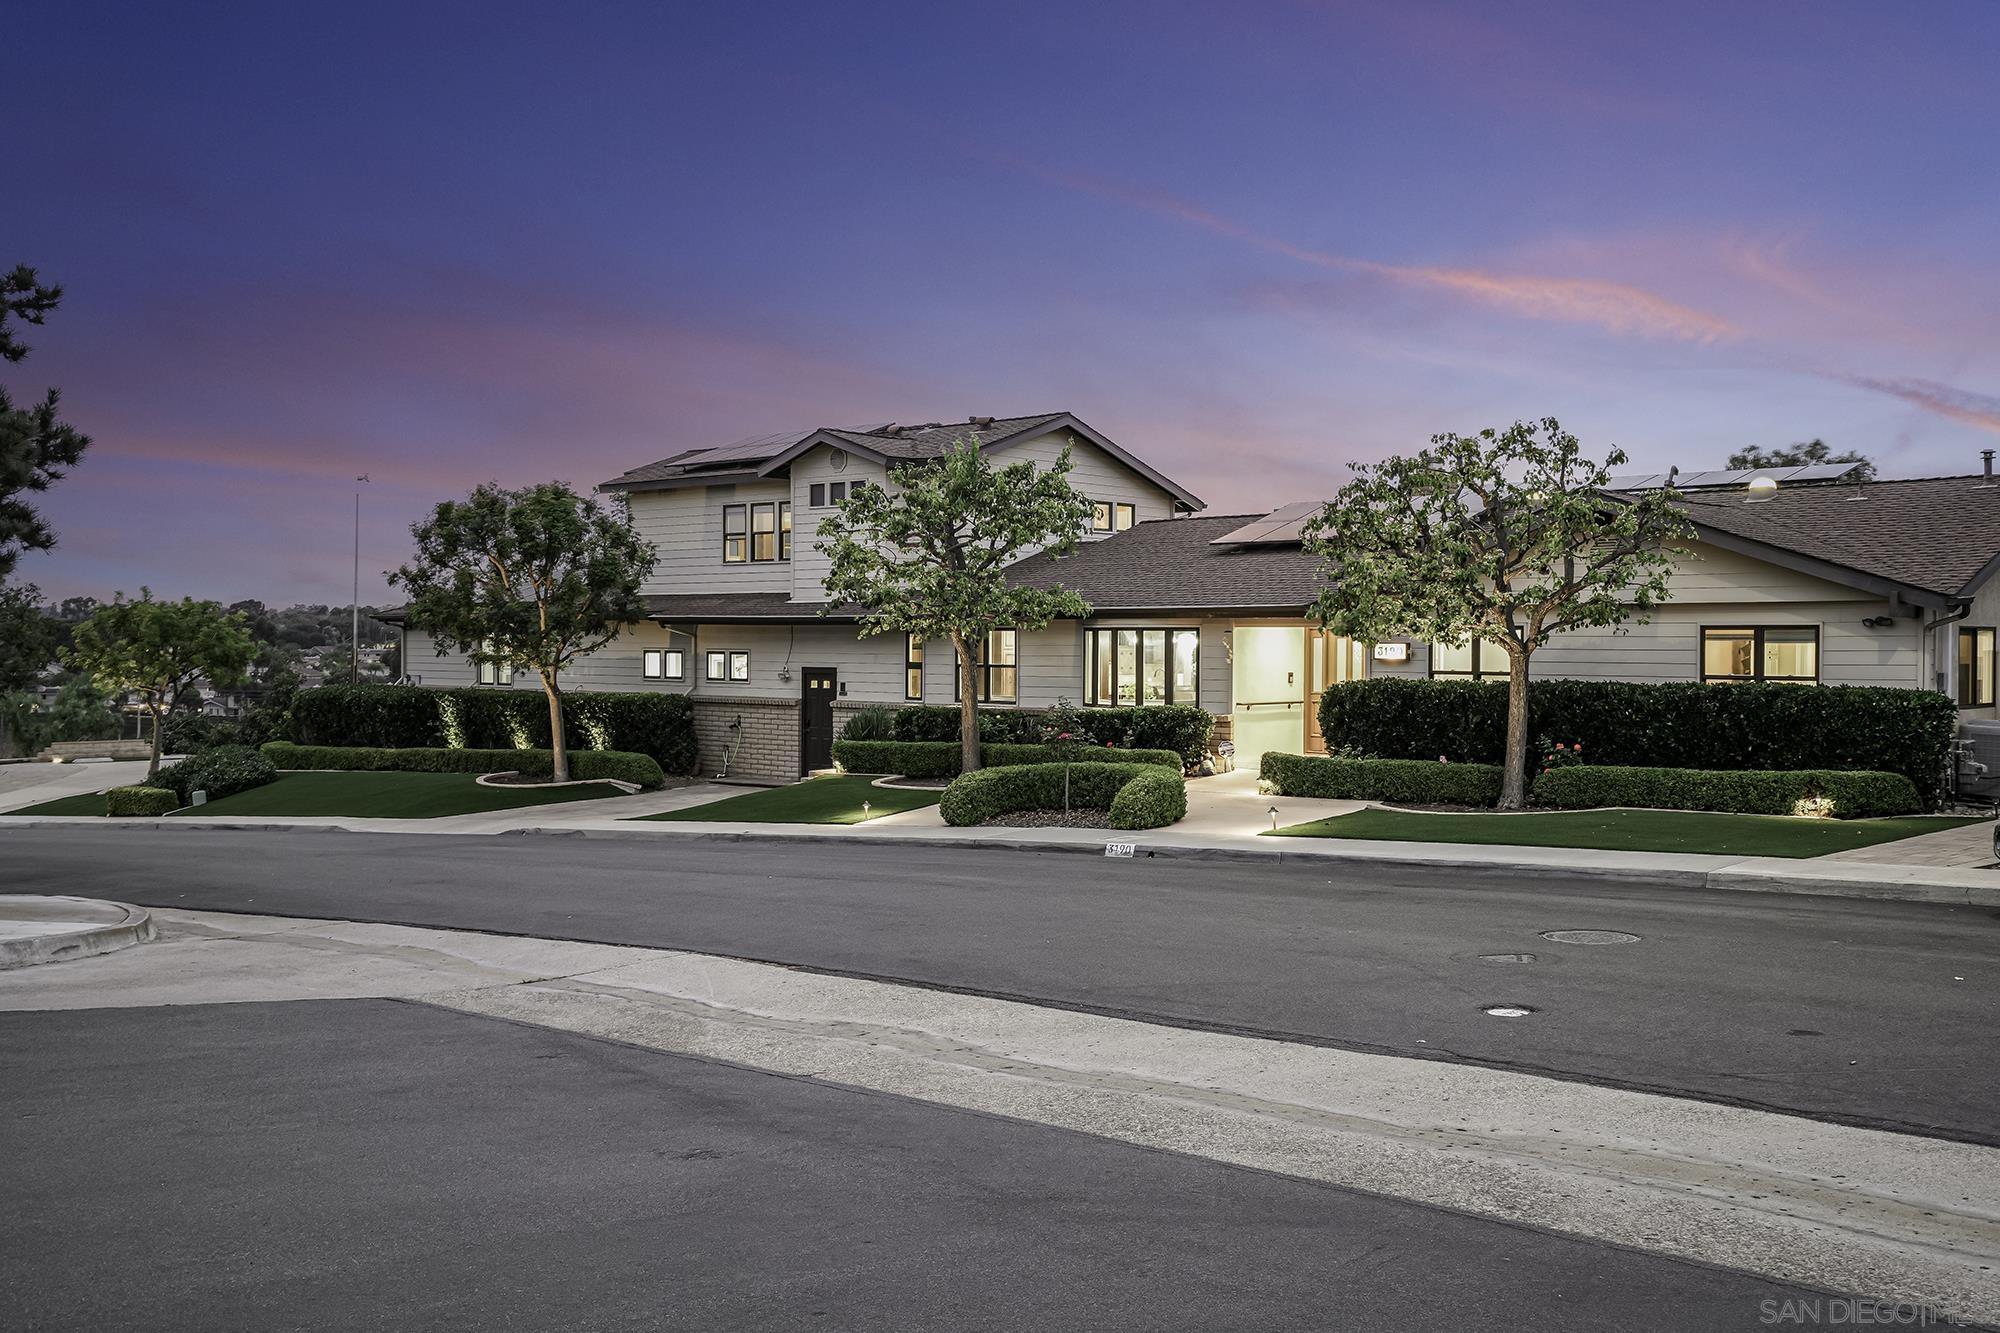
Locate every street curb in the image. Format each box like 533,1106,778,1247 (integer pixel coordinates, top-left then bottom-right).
0,896,156,970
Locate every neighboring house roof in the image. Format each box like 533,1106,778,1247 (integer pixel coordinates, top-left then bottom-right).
599,411,1206,511
1006,514,1324,613
1628,474,2000,603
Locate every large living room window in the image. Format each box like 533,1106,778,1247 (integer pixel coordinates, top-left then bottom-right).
1429,638,1508,681
953,629,1017,703
1085,628,1198,706
1960,627,1995,706
905,634,925,700
1701,626,1819,683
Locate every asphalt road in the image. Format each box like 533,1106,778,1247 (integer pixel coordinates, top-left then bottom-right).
0,998,1833,1332
5,827,1996,1142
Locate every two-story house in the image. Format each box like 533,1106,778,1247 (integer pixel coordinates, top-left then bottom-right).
388,413,2000,780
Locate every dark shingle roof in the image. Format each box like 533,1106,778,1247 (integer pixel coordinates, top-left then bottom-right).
1006,515,1324,612
644,593,858,622
602,415,1066,488
1660,474,2000,598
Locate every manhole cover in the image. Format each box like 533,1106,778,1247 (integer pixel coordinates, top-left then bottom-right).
1476,953,1538,964
1482,1005,1536,1018
1539,929,1641,945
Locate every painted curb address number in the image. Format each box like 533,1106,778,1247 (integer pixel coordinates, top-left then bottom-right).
1104,842,1136,858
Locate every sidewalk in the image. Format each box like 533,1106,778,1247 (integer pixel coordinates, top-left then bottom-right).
6,767,1994,907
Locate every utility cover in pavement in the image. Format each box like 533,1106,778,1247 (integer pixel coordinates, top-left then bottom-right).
1540,930,1640,945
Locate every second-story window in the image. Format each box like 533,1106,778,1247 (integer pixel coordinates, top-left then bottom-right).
751,503,777,561
1091,501,1113,532
722,504,747,563
1114,502,1136,531
779,501,792,560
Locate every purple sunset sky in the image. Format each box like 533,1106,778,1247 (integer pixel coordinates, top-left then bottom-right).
12,0,1999,606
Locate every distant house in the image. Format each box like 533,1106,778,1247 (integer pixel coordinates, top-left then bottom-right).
382,413,2000,779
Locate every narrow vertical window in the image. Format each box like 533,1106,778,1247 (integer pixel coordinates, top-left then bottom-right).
1113,502,1136,531
778,502,792,560
722,504,747,563
642,649,665,680
986,629,1017,703
750,502,776,561
905,634,925,700
1960,628,1996,706
705,651,728,681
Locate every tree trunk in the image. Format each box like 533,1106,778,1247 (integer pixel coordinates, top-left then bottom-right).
544,672,569,783
146,698,164,781
1498,647,1531,810
951,631,982,773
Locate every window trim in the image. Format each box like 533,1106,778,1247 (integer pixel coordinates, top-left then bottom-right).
1699,625,1821,684
641,648,685,682
1960,626,1996,707
905,634,925,701
953,628,1018,704
1083,626,1198,706
722,504,747,563
1428,637,1509,682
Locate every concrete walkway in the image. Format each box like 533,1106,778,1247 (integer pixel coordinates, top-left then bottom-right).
4,904,1994,1326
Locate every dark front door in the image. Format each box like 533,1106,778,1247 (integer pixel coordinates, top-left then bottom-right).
801,668,837,773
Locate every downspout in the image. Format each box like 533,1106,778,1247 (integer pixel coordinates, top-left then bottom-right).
1923,600,1972,696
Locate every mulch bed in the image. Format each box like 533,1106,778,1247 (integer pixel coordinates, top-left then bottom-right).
980,808,1115,828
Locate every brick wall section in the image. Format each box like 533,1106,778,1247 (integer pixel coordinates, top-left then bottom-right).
693,696,800,780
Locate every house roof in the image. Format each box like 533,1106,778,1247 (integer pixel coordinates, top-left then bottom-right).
1006,514,1325,613
644,593,860,624
600,411,1206,511
1638,474,2000,600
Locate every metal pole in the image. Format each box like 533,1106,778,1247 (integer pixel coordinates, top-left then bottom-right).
351,475,369,686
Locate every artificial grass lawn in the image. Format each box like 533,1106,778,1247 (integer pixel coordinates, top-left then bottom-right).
5,772,631,820
640,774,940,825
1267,807,1983,858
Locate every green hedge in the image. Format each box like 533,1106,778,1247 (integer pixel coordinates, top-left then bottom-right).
885,704,1213,764
1530,765,1921,819
833,739,1183,778
150,746,278,804
940,762,1187,829
1259,751,1504,806
286,684,697,776
261,741,666,790
1318,677,1958,809
106,785,181,817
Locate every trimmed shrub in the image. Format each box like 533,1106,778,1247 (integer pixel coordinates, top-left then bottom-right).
105,785,181,817
832,739,1182,777
151,745,278,804
1107,766,1189,829
883,704,1213,764
940,762,1186,829
260,741,666,790
1531,765,1920,819
1259,751,1504,806
286,684,696,775
1318,677,1959,809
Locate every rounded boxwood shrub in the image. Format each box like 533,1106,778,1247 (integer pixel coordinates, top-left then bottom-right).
150,745,278,804
105,785,181,817
1530,765,1920,819
261,741,665,790
940,761,1186,829
1258,752,1504,806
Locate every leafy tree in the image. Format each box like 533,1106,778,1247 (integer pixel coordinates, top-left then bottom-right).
1725,438,1875,483
390,482,655,782
817,438,1095,772
1302,418,1691,809
0,582,56,693
64,590,257,779
1,266,91,582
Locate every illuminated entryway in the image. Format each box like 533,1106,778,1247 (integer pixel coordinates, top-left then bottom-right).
1229,624,1366,764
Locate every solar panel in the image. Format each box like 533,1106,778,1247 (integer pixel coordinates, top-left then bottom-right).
1208,500,1324,545
1605,473,1667,490
1786,462,1865,483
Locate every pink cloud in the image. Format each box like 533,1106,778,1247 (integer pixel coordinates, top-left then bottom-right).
1011,160,1735,343
1825,373,2000,435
